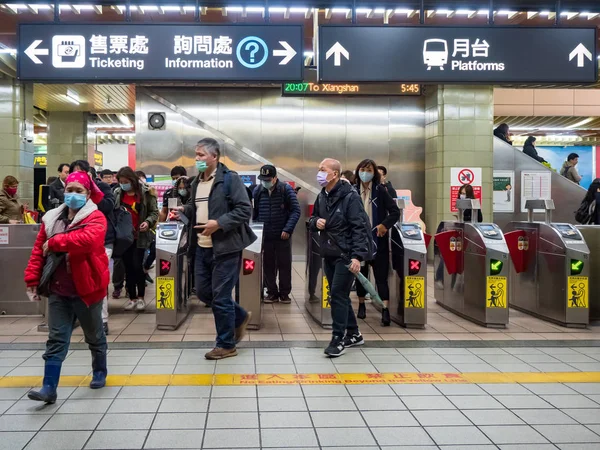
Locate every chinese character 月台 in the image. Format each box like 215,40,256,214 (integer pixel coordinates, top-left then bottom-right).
452,39,470,58
471,39,490,57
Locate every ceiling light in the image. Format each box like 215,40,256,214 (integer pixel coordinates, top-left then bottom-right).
456,9,474,15
182,6,196,11
246,7,265,12
140,5,159,12
225,6,243,12
331,8,350,13
477,9,489,14
567,117,594,128
356,8,371,14
118,114,132,126
374,8,385,14
159,6,181,11
289,7,308,13
0,48,17,54
268,7,287,13
65,89,80,105
394,8,413,14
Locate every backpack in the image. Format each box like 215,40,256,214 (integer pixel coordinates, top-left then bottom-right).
252,182,291,219
110,206,134,258
575,199,595,225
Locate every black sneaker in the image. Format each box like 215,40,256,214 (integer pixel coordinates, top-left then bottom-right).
279,295,292,304
381,308,391,326
343,332,364,348
357,303,366,319
264,294,279,304
324,336,345,357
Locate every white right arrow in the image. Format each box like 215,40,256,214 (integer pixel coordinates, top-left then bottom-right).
24,40,49,65
273,41,297,65
569,43,592,68
325,42,349,67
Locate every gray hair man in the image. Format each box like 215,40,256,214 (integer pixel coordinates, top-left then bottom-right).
178,138,256,360
309,158,372,357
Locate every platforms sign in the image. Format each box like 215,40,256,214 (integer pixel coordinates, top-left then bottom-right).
319,26,597,83
18,24,303,81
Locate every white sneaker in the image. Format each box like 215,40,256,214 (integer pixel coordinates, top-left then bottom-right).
135,299,146,311
124,300,136,311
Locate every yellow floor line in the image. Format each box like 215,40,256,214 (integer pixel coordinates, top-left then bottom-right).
1,372,600,388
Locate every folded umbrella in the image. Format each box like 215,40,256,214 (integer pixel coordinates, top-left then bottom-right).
347,264,386,309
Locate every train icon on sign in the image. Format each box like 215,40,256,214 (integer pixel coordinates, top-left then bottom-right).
423,39,448,70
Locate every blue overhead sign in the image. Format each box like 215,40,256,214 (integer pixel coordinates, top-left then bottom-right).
18,23,303,82
319,26,597,83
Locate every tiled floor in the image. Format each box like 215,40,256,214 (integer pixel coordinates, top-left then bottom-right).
1,264,599,345
2,347,600,449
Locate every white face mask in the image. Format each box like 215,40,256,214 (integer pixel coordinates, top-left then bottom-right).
460,194,467,199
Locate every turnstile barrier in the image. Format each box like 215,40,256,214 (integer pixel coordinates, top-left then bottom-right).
505,200,590,327
0,224,45,316
576,225,600,322
155,221,191,330
434,199,510,328
305,221,332,328
237,222,264,330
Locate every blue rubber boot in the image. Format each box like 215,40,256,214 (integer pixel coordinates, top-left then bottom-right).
90,352,107,389
27,362,61,404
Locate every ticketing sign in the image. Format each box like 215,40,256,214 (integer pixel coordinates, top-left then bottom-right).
18,24,303,82
319,26,597,83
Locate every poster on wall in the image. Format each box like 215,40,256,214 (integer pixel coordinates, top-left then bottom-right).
521,171,552,213
535,145,594,188
493,171,514,212
238,172,259,188
450,167,482,212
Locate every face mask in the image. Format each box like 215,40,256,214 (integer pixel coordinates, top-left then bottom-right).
317,171,330,187
171,179,178,186
261,180,273,190
460,194,466,199
359,171,374,183
196,160,208,173
5,187,17,197
178,189,188,197
120,183,132,192
64,193,87,210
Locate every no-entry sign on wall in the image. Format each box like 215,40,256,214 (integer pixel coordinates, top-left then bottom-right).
450,167,482,213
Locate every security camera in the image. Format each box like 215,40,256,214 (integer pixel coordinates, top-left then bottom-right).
21,136,33,144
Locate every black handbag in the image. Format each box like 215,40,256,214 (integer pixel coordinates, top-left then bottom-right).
37,252,66,297
36,224,86,297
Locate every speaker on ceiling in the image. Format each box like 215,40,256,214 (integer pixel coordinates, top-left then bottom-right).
148,112,166,130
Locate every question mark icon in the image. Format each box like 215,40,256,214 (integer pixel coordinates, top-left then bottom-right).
245,42,259,63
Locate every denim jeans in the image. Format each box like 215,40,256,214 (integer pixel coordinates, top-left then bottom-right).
195,246,246,349
43,295,107,364
323,258,359,338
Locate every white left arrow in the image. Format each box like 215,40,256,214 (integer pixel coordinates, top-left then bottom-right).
273,41,297,65
569,43,592,68
24,40,49,64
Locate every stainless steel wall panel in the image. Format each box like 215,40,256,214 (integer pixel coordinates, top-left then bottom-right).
389,97,426,210
345,97,389,175
135,87,426,257
137,90,183,176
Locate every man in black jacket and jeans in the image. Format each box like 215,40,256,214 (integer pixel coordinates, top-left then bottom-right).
254,165,301,304
178,138,256,360
309,158,371,357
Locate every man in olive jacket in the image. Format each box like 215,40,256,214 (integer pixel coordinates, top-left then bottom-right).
179,138,256,360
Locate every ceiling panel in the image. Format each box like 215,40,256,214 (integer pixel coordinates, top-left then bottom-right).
33,83,135,113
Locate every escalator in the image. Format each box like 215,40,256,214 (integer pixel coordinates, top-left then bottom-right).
492,136,587,229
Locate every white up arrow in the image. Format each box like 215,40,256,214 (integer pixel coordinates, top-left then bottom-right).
569,43,592,68
326,42,349,67
24,40,49,65
273,41,297,65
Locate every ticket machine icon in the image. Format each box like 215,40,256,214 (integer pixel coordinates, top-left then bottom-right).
423,39,448,70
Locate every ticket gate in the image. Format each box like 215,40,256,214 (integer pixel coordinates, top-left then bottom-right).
305,221,332,328
386,200,429,328
0,224,44,316
236,222,264,330
434,199,510,328
155,221,191,330
576,226,600,322
505,200,590,327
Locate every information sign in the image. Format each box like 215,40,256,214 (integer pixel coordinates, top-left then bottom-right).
18,24,303,82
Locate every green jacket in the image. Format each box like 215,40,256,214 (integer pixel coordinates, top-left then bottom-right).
113,183,159,249
0,189,23,224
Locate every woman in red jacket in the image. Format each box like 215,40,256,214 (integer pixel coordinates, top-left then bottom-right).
24,172,109,404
